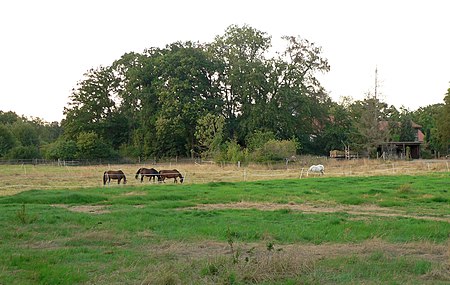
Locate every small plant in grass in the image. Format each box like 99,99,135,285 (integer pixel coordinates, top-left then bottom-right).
226,227,241,264
398,183,414,193
16,204,37,224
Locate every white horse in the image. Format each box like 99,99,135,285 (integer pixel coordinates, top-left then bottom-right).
307,164,324,176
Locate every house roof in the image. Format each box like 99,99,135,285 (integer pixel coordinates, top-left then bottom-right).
411,121,422,129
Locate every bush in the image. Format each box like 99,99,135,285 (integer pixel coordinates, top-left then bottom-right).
215,140,248,163
420,148,434,159
44,139,78,160
252,139,297,162
7,146,41,159
76,131,117,159
246,131,275,151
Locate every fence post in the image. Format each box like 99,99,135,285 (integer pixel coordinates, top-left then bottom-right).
300,168,304,179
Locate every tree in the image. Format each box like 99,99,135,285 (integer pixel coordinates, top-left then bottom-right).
63,66,121,145
76,131,115,160
411,104,443,153
10,121,40,147
44,139,78,160
399,113,416,142
195,113,225,158
154,42,223,156
0,111,20,125
435,87,450,154
7,146,41,159
209,24,272,142
350,97,390,156
0,125,17,157
317,102,353,153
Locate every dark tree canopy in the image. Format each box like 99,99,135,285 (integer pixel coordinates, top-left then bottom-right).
4,25,445,161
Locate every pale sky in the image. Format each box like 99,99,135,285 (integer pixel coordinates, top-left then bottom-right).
1,0,449,122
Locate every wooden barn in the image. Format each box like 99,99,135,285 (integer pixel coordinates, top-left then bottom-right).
377,122,424,159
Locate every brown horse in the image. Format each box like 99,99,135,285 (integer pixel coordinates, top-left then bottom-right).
103,170,127,185
158,169,184,183
135,167,160,183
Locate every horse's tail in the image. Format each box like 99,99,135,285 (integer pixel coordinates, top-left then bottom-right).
103,171,107,185
135,168,141,179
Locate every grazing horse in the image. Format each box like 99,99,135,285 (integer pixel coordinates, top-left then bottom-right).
103,170,127,185
307,164,325,176
135,167,160,183
159,169,184,183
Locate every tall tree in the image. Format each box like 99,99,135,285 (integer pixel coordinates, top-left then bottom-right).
0,125,16,157
435,87,450,154
411,103,443,152
153,42,222,156
209,24,272,143
350,97,390,156
63,66,127,148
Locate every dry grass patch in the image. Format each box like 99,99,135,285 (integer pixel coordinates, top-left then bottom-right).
141,239,449,284
0,159,448,195
185,201,450,222
51,204,111,214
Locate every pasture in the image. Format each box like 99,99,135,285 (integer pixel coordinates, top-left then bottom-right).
0,160,449,284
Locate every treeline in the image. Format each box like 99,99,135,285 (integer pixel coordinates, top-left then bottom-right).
1,25,449,161
0,111,61,159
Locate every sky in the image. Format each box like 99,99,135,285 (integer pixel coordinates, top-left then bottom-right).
1,0,449,123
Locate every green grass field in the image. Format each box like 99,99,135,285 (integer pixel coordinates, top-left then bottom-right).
0,173,449,284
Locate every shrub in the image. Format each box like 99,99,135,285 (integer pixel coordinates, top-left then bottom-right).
7,146,41,159
44,139,78,160
252,139,297,162
215,140,248,163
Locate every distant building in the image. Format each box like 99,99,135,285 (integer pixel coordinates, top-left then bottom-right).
378,121,424,159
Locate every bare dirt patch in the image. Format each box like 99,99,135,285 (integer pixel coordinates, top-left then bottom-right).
121,191,146,196
51,204,111,214
185,201,450,222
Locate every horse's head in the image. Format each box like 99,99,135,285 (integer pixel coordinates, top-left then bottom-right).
180,176,184,183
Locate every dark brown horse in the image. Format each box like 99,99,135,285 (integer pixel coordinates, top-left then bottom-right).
103,170,127,185
135,167,160,183
159,169,184,183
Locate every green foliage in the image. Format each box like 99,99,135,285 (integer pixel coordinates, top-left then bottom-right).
44,139,78,160
11,122,40,147
6,146,41,159
351,97,391,155
0,124,17,157
435,87,450,153
216,139,248,163
0,111,21,124
399,115,416,142
16,204,38,224
245,130,275,151
195,113,225,158
251,139,297,162
76,131,116,159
